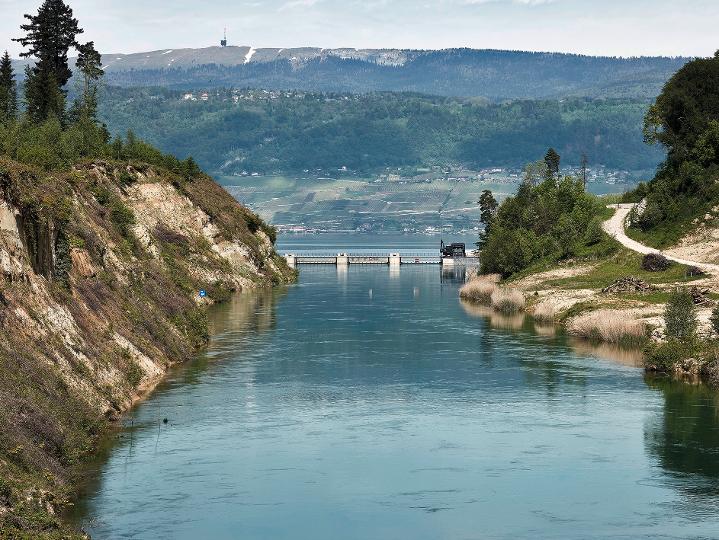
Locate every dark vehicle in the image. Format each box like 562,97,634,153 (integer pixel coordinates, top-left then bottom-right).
440,241,466,258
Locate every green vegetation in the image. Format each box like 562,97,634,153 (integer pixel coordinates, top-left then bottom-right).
627,52,719,247
97,87,663,175
0,51,17,123
544,249,698,290
479,154,616,277
664,288,697,342
644,289,699,373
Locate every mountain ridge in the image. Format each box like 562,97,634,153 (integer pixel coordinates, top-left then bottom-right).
11,46,692,99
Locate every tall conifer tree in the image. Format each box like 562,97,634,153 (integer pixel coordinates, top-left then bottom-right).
0,51,17,123
13,0,83,122
77,41,105,121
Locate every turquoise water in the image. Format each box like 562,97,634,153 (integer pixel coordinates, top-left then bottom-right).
71,265,719,539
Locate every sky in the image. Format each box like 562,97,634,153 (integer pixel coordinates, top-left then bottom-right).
1,0,718,58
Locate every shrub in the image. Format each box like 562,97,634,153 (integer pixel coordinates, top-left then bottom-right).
125,358,144,387
110,200,136,238
459,278,497,305
711,305,719,337
568,309,646,345
584,216,604,246
644,340,693,372
118,170,135,187
490,288,526,314
664,288,697,341
641,253,672,271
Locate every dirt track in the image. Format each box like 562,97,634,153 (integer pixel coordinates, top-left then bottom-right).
602,204,719,272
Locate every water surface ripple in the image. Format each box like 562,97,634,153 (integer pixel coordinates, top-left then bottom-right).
72,266,719,539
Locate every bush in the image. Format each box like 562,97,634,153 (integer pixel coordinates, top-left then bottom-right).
480,226,540,277
710,305,719,337
584,216,604,245
644,340,693,372
568,309,646,345
641,253,672,271
686,265,705,277
490,288,526,314
664,288,697,341
110,200,136,238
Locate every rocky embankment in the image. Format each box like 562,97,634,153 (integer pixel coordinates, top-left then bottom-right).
0,159,295,538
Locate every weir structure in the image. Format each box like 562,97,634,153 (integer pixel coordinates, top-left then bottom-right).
283,252,479,268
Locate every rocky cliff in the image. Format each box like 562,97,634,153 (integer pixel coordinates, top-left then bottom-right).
0,159,294,538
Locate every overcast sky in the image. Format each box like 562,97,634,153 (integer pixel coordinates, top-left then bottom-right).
2,0,718,58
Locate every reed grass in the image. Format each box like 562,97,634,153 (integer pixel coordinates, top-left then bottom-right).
532,301,558,322
490,288,526,314
459,278,498,305
568,309,646,346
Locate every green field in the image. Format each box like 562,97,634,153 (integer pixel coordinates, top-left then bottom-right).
218,169,639,233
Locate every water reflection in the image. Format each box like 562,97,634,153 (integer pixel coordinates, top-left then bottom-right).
67,288,285,525
570,339,644,368
645,377,719,499
440,265,467,284
460,300,526,330
71,266,719,539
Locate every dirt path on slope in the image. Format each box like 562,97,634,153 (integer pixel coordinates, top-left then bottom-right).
602,204,719,272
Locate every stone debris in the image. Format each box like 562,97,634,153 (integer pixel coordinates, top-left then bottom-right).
690,286,713,306
602,276,655,294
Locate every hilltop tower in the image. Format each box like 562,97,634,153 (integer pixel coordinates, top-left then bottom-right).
221,28,227,47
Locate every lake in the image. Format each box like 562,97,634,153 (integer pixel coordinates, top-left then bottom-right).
70,262,719,539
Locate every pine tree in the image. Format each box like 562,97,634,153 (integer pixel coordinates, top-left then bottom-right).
73,41,103,121
544,148,561,181
13,0,83,122
0,51,17,123
477,190,498,249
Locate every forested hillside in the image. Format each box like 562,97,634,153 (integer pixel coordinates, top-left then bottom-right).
84,47,689,101
628,52,719,246
98,87,664,175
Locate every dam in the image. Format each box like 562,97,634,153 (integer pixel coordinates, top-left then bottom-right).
283,252,480,267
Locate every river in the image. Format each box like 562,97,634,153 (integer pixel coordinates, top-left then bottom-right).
69,243,719,539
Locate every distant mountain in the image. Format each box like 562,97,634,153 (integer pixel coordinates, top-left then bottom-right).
89,46,690,100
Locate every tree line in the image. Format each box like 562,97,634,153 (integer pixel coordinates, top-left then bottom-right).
96,86,664,175
0,0,200,177
477,148,614,277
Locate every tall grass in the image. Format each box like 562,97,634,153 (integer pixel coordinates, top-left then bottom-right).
568,309,646,346
460,275,525,315
459,277,499,305
490,288,526,314
532,301,558,322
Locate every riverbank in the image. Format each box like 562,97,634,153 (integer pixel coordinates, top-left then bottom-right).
463,205,719,385
0,159,295,538
67,264,719,539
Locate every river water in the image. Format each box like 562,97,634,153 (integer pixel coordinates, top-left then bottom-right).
70,257,719,539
